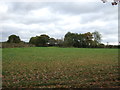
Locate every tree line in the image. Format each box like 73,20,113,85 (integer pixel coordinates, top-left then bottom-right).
5,31,119,48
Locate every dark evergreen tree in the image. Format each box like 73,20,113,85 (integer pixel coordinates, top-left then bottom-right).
7,35,21,43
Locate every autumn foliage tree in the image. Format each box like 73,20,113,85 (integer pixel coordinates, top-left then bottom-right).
29,31,103,48
63,31,101,48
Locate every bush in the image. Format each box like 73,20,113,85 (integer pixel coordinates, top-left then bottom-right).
2,42,35,48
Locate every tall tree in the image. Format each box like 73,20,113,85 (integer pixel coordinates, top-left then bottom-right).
64,32,77,47
64,32,93,48
92,31,102,46
82,32,93,48
38,34,50,46
48,38,56,46
29,34,50,47
7,35,21,43
56,39,64,47
29,37,38,45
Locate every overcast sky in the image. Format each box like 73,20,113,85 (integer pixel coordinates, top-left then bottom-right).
0,1,118,45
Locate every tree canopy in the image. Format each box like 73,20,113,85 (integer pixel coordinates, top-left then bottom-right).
5,31,119,48
7,35,21,43
28,31,102,47
29,34,50,47
64,31,101,48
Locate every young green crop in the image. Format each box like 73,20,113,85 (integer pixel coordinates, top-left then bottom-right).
2,47,119,88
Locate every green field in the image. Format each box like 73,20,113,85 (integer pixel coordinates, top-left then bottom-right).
2,47,119,88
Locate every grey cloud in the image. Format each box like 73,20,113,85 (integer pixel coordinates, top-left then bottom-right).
7,2,46,14
1,2,118,45
80,7,117,24
49,2,104,15
1,2,117,24
7,2,116,15
102,36,118,45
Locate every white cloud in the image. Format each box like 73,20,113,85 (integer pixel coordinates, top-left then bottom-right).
0,2,118,45
0,3,8,14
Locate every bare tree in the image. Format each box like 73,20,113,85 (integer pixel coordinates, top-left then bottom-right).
101,0,120,5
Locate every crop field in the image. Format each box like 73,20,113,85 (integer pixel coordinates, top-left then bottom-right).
2,47,119,88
